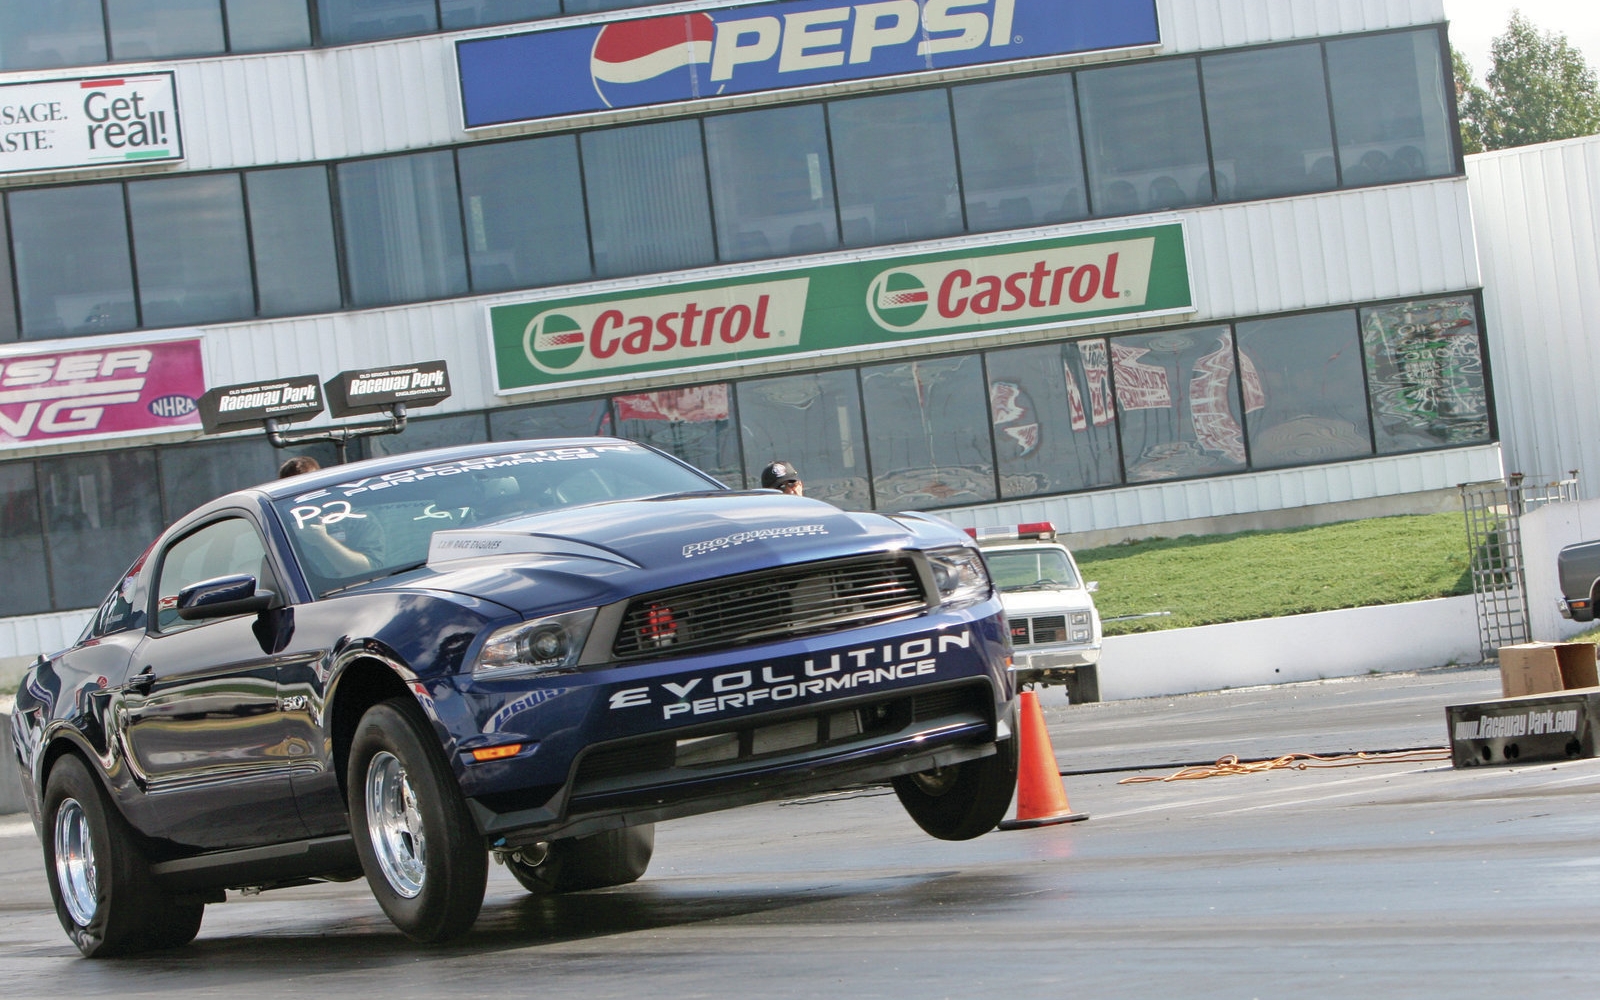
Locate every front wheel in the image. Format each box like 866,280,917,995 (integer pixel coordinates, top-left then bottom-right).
42,755,204,957
892,727,1019,841
348,698,488,943
505,824,655,895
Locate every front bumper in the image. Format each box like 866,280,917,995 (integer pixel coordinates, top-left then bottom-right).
1010,645,1100,682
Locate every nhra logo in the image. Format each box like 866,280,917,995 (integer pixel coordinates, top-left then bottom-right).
147,393,196,418
589,2,1019,107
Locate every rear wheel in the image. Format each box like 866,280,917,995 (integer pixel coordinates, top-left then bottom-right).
504,825,655,895
348,698,488,943
892,724,1019,841
1063,666,1100,705
43,755,204,957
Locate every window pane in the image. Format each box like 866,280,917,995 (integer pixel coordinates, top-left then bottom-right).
830,90,962,247
1361,296,1490,454
364,413,489,457
224,0,311,52
861,356,995,509
246,166,342,317
159,438,289,522
154,517,268,633
1115,327,1247,482
129,173,254,327
107,0,225,60
612,385,739,485
583,121,715,279
1202,44,1336,201
0,462,50,616
706,105,838,262
1236,311,1372,469
1327,30,1454,185
1079,58,1210,215
441,0,560,30
489,399,613,440
338,151,469,308
986,341,1122,498
0,1,107,70
563,0,642,12
737,372,870,508
953,73,1089,231
0,201,15,342
458,136,591,292
40,450,163,610
9,184,137,339
318,0,436,44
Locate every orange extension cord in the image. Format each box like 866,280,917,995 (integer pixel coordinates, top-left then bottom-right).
1117,748,1453,784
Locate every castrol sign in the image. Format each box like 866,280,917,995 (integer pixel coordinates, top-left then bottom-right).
488,223,1191,394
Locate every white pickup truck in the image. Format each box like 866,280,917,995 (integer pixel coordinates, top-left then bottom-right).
968,522,1103,704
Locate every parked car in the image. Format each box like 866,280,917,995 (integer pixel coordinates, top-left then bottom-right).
1557,538,1600,622
10,438,1015,956
968,523,1102,703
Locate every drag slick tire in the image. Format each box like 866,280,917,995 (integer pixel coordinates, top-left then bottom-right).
42,755,205,957
348,698,488,943
504,825,655,895
892,728,1019,841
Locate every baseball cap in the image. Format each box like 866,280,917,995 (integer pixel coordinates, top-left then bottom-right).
760,461,799,489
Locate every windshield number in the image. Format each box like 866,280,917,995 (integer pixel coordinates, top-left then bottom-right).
289,501,368,529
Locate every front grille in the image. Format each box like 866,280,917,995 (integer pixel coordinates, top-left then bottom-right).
1026,615,1068,644
612,554,927,660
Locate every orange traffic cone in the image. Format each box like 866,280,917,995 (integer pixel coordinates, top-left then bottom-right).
998,690,1088,830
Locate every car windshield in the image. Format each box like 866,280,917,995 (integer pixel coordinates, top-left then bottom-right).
274,442,718,595
985,549,1081,591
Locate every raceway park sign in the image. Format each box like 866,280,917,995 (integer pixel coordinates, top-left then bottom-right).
457,0,1161,128
0,338,203,445
489,222,1193,394
0,72,182,175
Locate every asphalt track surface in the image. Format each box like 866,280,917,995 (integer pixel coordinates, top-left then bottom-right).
5,665,1599,998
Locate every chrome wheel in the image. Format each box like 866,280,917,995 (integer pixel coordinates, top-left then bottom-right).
53,797,98,926
365,751,426,899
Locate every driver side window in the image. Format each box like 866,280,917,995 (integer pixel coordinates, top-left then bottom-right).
155,517,270,633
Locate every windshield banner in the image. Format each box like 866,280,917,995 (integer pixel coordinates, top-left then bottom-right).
488,222,1193,394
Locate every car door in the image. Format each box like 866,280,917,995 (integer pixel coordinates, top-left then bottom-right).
117,512,311,850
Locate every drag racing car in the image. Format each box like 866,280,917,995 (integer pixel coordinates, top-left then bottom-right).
9,439,1016,955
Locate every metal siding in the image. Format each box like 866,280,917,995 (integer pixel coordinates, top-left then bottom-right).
1468,136,1600,497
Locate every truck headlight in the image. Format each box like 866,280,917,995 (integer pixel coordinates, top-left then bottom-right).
927,547,991,609
474,608,596,678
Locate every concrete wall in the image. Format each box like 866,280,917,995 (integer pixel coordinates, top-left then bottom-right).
1521,498,1600,642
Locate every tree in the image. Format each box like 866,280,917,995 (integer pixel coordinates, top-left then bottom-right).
1452,48,1489,155
1459,12,1600,152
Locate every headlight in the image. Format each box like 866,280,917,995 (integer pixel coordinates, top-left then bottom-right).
474,608,596,679
926,546,991,609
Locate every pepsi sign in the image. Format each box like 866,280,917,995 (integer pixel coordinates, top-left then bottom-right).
457,0,1161,129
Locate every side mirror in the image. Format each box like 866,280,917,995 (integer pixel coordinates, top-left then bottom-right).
1086,581,1099,593
177,574,276,621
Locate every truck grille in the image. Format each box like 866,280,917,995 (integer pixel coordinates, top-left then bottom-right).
1011,615,1067,646
612,554,927,660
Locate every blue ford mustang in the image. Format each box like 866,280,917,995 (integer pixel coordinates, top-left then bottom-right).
11,439,1016,955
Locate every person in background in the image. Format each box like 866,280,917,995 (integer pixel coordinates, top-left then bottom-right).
278,454,386,574
760,461,803,496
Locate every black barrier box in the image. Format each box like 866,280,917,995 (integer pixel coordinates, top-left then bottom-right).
1447,687,1600,767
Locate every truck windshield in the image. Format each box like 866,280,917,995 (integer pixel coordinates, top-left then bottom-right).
985,549,1081,591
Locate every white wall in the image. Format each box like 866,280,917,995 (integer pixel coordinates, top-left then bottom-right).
1520,498,1600,641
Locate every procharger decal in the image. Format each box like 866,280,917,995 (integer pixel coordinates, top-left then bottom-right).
608,630,973,720
458,0,1161,129
0,338,203,445
490,223,1193,393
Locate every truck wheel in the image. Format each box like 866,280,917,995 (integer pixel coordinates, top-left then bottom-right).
43,755,204,957
892,725,1019,841
505,824,655,894
1064,666,1101,705
348,698,488,943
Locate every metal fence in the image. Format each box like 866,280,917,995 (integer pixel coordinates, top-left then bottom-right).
1459,472,1581,660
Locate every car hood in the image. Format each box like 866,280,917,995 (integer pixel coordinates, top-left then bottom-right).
399,492,945,615
997,588,1097,616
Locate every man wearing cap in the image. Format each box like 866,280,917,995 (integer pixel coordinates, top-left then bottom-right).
759,461,804,496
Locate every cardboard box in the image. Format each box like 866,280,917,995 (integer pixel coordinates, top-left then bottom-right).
1497,641,1600,698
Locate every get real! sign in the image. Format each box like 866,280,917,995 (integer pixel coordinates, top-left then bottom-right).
0,72,183,175
489,223,1193,394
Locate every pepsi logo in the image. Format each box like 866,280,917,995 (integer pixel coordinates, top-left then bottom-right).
148,393,197,418
590,14,716,108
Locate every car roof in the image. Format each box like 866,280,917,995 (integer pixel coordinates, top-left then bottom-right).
254,437,666,502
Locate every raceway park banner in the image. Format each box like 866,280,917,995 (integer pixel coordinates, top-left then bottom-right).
0,338,204,446
489,222,1193,394
457,0,1161,128
0,72,182,175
